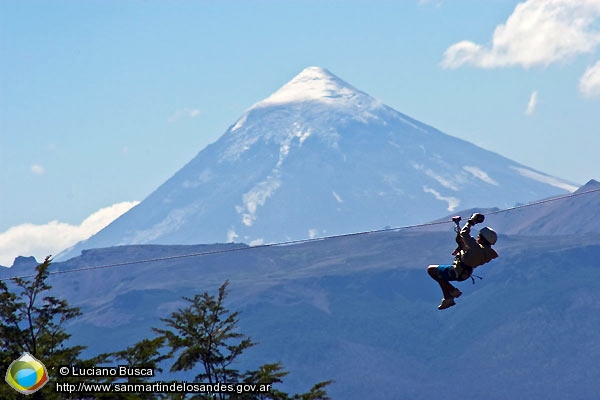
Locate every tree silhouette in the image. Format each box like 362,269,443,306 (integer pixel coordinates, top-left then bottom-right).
0,256,89,399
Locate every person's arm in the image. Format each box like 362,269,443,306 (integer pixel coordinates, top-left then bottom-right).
459,213,484,250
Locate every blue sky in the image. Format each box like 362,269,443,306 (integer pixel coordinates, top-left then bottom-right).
1,0,600,265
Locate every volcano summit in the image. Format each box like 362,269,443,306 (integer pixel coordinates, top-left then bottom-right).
59,67,576,259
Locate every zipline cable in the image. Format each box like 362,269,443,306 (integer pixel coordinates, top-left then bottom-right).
2,185,599,282
1,219,450,282
486,185,600,215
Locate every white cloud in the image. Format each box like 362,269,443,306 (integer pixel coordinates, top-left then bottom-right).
168,108,202,123
579,60,600,97
227,229,239,243
442,0,600,69
31,164,45,175
0,201,139,267
525,90,539,115
332,191,343,203
249,238,264,246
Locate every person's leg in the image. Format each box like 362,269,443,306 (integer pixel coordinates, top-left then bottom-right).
427,265,453,299
441,281,461,298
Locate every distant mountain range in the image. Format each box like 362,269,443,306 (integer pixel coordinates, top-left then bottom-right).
58,67,577,261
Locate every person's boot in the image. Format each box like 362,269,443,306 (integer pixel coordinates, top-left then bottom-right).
450,288,462,298
438,298,456,310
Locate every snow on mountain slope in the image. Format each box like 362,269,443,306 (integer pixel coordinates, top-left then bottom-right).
58,67,578,260
254,66,375,108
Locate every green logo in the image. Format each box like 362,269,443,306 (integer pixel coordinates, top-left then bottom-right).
5,353,49,395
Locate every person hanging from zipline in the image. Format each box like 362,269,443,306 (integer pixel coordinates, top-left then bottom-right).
427,212,498,310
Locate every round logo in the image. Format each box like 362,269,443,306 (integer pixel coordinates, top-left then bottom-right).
5,353,49,395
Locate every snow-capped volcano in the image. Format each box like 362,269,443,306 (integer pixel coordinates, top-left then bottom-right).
59,67,577,259
255,66,376,108
222,67,387,164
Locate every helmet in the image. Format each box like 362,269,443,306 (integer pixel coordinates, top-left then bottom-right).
479,227,497,245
